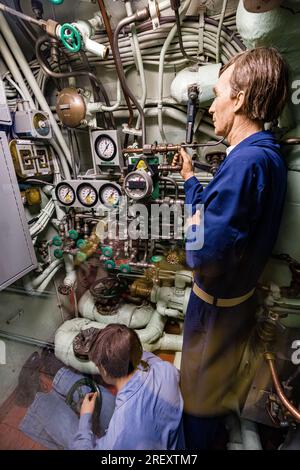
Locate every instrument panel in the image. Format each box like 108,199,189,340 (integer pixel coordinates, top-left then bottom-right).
55,180,122,209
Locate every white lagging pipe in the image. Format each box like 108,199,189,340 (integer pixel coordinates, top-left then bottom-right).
54,315,179,374
31,259,63,288
0,34,35,108
125,0,147,131
157,0,192,142
36,264,63,292
78,289,155,329
0,12,73,172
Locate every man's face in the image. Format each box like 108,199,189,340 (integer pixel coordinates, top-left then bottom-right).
209,64,236,137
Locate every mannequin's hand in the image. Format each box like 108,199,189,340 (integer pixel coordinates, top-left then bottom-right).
172,148,194,181
80,392,98,416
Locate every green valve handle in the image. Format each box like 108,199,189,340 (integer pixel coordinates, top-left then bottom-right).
104,260,116,270
119,264,131,273
49,0,64,4
76,239,87,249
60,23,81,53
76,251,87,263
52,235,62,247
151,255,163,263
68,229,79,240
54,249,63,259
101,246,113,258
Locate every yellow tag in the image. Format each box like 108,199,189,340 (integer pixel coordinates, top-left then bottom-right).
136,160,147,170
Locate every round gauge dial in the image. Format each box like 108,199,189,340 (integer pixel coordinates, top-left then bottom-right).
124,170,153,200
95,134,117,162
99,183,122,208
56,182,75,206
77,183,98,207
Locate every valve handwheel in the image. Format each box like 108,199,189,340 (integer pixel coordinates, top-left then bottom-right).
60,23,82,53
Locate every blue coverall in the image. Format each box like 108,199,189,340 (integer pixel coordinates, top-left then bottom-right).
181,131,287,448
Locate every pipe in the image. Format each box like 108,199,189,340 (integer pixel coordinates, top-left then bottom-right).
0,11,73,170
157,0,193,142
35,35,113,122
0,2,46,28
31,259,63,288
0,35,35,108
97,0,134,129
55,313,169,374
240,419,262,450
0,329,54,350
265,352,300,422
173,4,198,64
113,7,150,145
156,300,182,319
125,1,147,131
36,263,63,292
216,0,229,63
87,78,122,113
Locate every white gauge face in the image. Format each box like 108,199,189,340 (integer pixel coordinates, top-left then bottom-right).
95,135,116,161
100,184,122,208
56,183,75,206
77,183,98,207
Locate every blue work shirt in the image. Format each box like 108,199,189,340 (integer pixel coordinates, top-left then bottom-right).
185,131,287,297
180,131,287,416
71,352,185,450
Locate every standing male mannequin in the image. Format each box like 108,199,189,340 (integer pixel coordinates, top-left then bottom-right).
173,47,289,449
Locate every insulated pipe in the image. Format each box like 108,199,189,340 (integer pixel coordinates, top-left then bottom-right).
240,419,262,450
0,11,73,171
0,34,35,108
31,259,63,288
55,314,170,373
36,264,63,292
265,352,300,422
87,79,122,113
113,7,151,145
157,0,192,142
125,0,147,131
216,0,229,63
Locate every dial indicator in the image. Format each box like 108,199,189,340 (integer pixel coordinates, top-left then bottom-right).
76,183,98,207
56,182,75,206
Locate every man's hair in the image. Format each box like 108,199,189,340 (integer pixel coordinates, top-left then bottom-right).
220,47,289,123
88,324,143,378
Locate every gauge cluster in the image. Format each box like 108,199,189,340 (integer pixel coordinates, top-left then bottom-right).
55,180,122,209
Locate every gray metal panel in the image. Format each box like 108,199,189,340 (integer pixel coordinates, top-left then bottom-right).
0,131,37,291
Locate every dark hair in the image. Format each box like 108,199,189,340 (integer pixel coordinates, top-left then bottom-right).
88,324,143,378
220,47,289,123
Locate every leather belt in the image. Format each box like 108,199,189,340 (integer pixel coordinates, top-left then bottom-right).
192,283,255,307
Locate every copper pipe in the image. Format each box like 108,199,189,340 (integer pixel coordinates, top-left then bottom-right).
265,352,300,422
97,0,134,129
123,137,226,154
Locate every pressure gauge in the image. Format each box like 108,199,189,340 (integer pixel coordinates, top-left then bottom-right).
94,134,117,162
56,182,75,206
99,183,122,208
124,170,153,200
76,183,98,207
